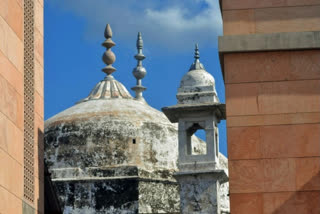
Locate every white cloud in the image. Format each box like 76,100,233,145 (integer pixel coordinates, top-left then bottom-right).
48,0,222,52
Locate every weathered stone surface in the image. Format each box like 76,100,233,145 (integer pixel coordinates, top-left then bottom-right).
177,174,220,214
174,156,229,214
177,69,219,105
45,99,179,172
139,181,179,213
56,179,139,214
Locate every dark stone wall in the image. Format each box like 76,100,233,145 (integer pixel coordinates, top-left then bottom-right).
55,179,139,214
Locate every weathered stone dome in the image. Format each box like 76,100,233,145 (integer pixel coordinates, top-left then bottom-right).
179,68,216,90
45,98,181,173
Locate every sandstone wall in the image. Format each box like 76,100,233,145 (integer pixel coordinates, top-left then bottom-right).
0,0,44,213
220,1,320,213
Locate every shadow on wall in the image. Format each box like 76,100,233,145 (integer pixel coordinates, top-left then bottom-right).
270,171,320,214
36,128,44,213
37,128,63,213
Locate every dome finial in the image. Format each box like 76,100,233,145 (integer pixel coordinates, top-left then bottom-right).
194,43,200,60
102,24,116,79
189,43,205,71
132,32,147,101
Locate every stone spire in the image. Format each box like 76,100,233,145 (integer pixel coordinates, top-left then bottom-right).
189,44,205,71
78,24,133,103
102,24,116,79
132,32,147,101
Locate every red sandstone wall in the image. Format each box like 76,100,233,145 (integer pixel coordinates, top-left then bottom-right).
222,0,320,35
221,1,320,214
225,51,320,214
0,0,44,213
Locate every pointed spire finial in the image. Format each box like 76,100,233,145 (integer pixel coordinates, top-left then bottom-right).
137,32,143,51
102,24,116,78
132,32,147,101
189,43,205,71
194,43,200,60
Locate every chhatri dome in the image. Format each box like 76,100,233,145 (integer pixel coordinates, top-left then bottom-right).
177,44,219,105
44,24,228,214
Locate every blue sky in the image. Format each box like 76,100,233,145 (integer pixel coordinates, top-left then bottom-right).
44,0,227,156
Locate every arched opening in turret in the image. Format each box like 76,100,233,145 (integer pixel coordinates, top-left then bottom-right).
193,129,207,155
186,123,207,155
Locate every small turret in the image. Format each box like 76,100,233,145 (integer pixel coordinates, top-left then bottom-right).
162,44,228,214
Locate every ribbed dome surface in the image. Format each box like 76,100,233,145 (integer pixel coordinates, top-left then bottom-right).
79,78,132,103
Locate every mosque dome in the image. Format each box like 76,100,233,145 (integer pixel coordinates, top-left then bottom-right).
45,98,181,172
44,25,191,174
177,44,219,105
44,25,207,213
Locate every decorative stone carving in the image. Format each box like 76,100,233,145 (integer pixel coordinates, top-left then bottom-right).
132,32,147,101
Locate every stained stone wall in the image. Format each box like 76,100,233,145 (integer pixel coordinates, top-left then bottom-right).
56,179,139,214
138,181,179,213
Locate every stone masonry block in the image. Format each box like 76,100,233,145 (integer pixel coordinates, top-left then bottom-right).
263,158,296,192
230,193,263,214
226,80,320,116
261,124,320,158
224,51,320,84
223,9,255,35
229,160,264,193
295,157,320,191
227,126,262,160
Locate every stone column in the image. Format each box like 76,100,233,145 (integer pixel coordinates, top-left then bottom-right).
175,170,227,214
